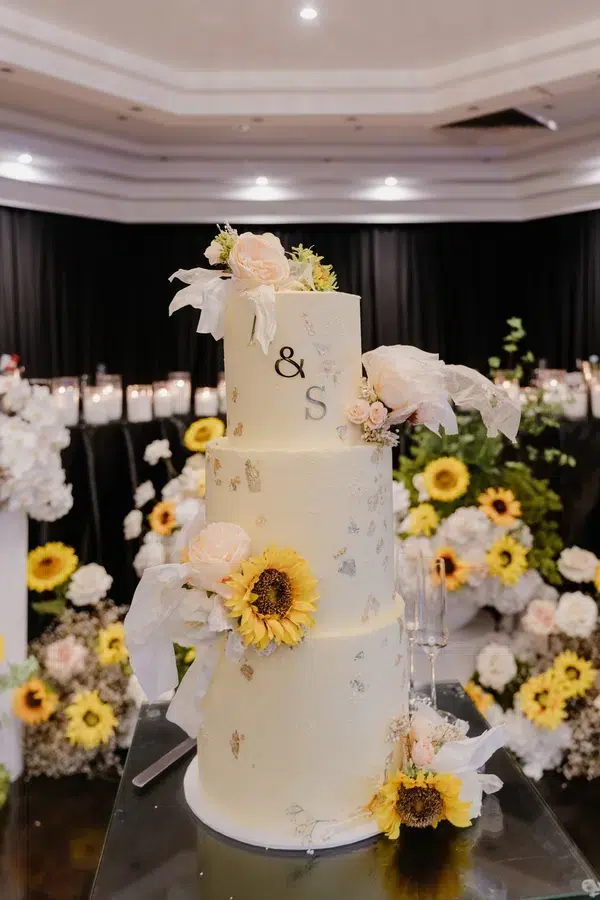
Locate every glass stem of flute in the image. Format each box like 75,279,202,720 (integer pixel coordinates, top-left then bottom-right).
408,633,416,698
426,647,439,710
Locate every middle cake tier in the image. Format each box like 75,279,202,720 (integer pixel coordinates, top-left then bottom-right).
205,439,394,630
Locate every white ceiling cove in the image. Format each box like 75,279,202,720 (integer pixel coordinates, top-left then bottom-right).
1,0,600,222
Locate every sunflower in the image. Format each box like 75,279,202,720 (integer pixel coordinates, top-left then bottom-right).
225,545,319,651
479,487,522,526
97,622,129,666
195,469,207,499
148,500,177,536
0,634,4,664
184,647,196,665
422,458,470,503
433,547,470,592
486,536,528,586
595,564,600,595
65,690,118,750
27,542,78,593
464,680,494,716
551,651,597,699
184,417,225,453
373,770,472,838
12,678,58,725
519,670,567,730
406,503,439,537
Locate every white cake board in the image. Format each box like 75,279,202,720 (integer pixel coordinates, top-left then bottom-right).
183,757,381,851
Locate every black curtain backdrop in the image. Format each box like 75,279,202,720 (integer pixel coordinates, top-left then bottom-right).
2,205,600,382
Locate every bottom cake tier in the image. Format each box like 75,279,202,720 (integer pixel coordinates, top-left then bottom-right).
192,602,408,850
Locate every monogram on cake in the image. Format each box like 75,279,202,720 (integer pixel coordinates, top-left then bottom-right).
125,228,519,851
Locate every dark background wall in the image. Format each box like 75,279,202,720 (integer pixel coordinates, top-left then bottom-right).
2,205,600,383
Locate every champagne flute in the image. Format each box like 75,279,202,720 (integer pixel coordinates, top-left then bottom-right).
394,543,429,710
415,553,448,711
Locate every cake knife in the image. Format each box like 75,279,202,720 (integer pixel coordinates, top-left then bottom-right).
132,737,196,790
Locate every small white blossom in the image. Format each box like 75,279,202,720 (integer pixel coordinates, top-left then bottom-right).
143,439,172,467
476,643,517,692
66,563,113,607
555,591,598,638
133,535,166,576
123,508,143,540
134,480,155,508
413,473,430,501
392,480,410,523
557,546,599,583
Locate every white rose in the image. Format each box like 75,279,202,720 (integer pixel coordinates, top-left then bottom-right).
123,509,143,540
204,239,223,266
44,635,87,683
368,401,387,428
143,439,172,467
555,591,598,638
361,345,456,434
392,480,410,521
185,521,251,596
557,546,599,583
437,507,494,550
228,232,290,287
476,643,517,692
133,538,166,577
66,563,113,606
135,480,155,508
413,473,430,501
521,598,557,636
345,398,371,425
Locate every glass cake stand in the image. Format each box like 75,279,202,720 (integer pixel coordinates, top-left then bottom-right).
90,682,598,900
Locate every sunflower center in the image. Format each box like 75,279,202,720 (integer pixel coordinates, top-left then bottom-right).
565,666,579,680
35,556,62,577
160,511,172,524
535,690,549,708
493,499,507,514
108,638,121,650
83,711,100,727
434,471,456,489
395,785,444,828
252,568,292,618
440,555,456,576
500,551,513,566
25,690,43,709
195,426,210,441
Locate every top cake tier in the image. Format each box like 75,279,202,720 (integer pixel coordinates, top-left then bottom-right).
224,291,362,449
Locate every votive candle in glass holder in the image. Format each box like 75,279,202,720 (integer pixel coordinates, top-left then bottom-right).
217,372,226,414
494,370,520,403
96,374,123,421
167,371,191,415
563,386,588,420
51,376,80,426
83,386,109,425
194,386,219,417
127,385,153,423
153,381,173,418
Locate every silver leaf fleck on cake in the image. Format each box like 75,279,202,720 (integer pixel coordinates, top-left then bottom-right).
367,520,376,536
348,519,359,534
233,422,244,437
333,547,347,559
232,386,238,403
350,678,366,694
240,663,254,681
313,342,330,357
301,313,316,336
286,804,304,819
336,425,348,441
368,491,380,512
256,514,267,526
397,617,405,639
354,651,364,660
320,360,342,384
338,558,356,577
361,594,380,623
383,519,388,531
394,654,403,667
215,479,222,486
382,636,388,647
245,459,261,492
230,730,245,759
383,555,390,570
229,476,241,491
376,538,384,555
371,447,384,464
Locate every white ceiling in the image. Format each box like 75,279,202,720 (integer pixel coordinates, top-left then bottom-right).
1,0,600,221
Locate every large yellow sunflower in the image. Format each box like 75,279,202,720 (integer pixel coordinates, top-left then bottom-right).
519,670,567,730
184,417,225,452
486,536,528,586
0,634,4,664
551,651,597,699
422,458,470,503
97,622,129,666
148,500,177,536
595,564,600,595
225,545,319,651
12,678,58,725
433,547,470,592
65,690,118,750
406,503,439,537
464,680,494,716
479,487,522,526
373,769,472,838
27,543,78,593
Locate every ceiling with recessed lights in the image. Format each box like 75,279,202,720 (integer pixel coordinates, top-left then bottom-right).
1,0,600,222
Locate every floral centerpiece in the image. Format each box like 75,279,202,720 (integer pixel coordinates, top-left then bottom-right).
467,545,600,781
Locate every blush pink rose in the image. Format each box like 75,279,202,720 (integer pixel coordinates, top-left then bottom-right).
186,522,251,597
228,232,290,287
368,401,387,427
521,598,556,636
410,738,435,768
345,398,371,425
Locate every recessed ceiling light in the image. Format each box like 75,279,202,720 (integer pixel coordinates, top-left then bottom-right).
255,176,269,186
17,153,32,165
384,176,398,187
300,7,318,20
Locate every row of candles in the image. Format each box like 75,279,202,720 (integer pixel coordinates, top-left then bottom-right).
51,373,226,426
495,368,600,420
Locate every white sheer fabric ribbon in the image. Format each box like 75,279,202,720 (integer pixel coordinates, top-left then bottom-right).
444,365,521,442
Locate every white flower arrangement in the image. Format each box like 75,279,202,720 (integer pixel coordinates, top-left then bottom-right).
143,439,172,467
66,563,114,608
0,369,73,521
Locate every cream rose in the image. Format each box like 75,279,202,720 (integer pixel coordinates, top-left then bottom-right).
186,521,251,596
345,398,371,425
555,591,598,638
521,598,556,636
557,546,599,583
368,400,387,428
228,232,290,287
44,635,87,684
204,239,223,266
476,643,517,692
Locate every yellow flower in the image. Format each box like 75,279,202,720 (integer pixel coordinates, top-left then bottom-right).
225,545,319,652
422,458,470,503
373,769,472,838
479,487,522,526
149,501,177,536
65,690,118,749
196,469,206,499
97,622,129,666
486,536,528,586
12,678,58,725
595,564,600,595
519,670,567,730
0,634,4,664
27,542,78,593
184,417,225,452
464,680,494,715
405,503,439,536
551,651,597,699
434,547,471,592
184,648,196,665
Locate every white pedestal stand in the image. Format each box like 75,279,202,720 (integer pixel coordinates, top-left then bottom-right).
0,510,27,781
